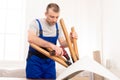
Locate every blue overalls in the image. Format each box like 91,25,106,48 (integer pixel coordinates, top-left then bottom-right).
26,19,59,79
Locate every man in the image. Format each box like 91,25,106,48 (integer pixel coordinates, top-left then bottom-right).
26,3,77,79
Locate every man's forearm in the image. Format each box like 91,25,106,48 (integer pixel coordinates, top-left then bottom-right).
28,35,54,49
59,36,74,48
60,40,68,48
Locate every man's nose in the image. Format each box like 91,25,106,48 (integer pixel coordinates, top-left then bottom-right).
53,18,57,22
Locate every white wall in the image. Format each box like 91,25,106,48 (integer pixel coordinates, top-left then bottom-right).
102,0,120,77
0,0,26,61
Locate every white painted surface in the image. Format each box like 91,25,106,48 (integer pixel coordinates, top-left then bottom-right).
102,0,120,78
0,0,26,61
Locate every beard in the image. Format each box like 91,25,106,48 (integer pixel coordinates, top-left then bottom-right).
47,20,56,26
50,22,56,25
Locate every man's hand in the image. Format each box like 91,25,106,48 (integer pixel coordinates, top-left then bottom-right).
51,45,64,56
70,31,78,42
58,31,78,48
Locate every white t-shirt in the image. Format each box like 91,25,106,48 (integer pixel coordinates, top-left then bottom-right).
29,18,64,39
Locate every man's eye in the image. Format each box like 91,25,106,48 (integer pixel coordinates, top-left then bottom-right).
50,16,54,18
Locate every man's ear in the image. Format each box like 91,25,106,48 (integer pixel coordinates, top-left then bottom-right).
45,11,47,16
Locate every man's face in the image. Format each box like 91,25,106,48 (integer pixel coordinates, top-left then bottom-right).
45,8,59,26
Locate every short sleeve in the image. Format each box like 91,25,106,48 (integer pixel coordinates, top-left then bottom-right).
58,22,65,39
29,20,39,36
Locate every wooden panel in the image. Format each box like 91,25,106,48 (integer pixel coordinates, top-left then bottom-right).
71,77,89,80
93,50,104,80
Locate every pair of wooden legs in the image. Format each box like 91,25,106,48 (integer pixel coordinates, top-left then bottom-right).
60,19,79,63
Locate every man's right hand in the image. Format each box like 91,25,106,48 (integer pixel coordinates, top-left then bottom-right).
51,45,64,56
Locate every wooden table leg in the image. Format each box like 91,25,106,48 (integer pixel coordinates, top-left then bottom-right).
60,19,77,62
71,27,79,60
30,43,68,67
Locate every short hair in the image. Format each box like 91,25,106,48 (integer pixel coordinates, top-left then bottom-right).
46,3,60,12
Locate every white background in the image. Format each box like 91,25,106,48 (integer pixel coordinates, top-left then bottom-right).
0,0,26,61
0,0,120,78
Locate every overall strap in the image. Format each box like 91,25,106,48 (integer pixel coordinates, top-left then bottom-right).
55,23,59,37
36,19,43,36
